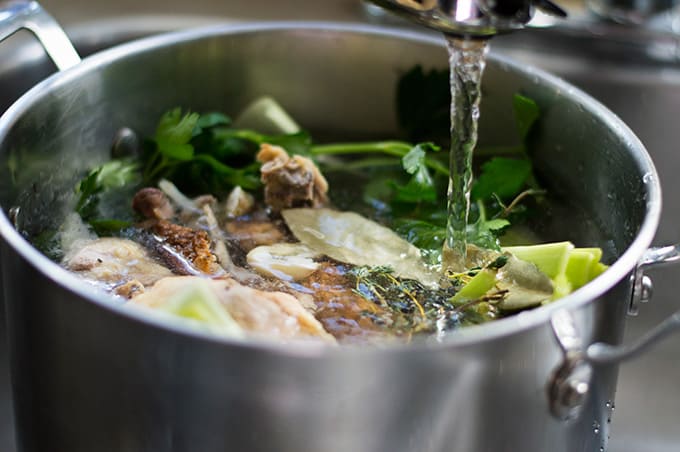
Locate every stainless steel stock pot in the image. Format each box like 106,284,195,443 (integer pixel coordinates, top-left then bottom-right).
0,2,679,452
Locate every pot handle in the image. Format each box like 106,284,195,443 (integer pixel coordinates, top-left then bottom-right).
0,1,80,70
586,244,680,364
548,245,680,421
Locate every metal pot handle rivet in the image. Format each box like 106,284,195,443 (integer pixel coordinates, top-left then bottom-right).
628,244,680,315
0,1,80,71
548,309,594,421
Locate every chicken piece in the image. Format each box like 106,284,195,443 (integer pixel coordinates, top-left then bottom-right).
256,144,328,211
224,284,334,341
225,219,287,253
150,221,220,275
132,276,335,343
63,238,173,296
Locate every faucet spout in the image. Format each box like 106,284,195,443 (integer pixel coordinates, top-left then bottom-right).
367,0,567,37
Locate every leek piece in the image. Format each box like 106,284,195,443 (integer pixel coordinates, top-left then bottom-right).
564,249,600,290
451,269,497,303
551,273,573,301
502,242,607,302
578,247,603,262
233,96,301,135
503,241,573,279
159,280,244,337
590,262,608,280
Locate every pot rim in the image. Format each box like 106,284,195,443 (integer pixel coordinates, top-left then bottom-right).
0,21,662,356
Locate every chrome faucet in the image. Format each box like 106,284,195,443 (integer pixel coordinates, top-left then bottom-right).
366,0,567,37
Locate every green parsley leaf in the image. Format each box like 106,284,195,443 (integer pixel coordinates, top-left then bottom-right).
402,143,441,173
395,219,446,250
471,157,532,201
263,131,312,157
74,159,141,235
513,94,540,140
75,169,102,219
483,218,511,231
75,159,141,222
195,112,231,131
394,219,446,265
392,178,437,203
89,219,133,236
392,143,442,203
96,159,141,189
466,217,510,250
156,108,199,150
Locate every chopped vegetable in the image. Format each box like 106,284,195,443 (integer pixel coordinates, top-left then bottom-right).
233,96,301,135
451,268,497,303
447,240,608,310
156,279,244,337
565,248,603,289
448,250,553,310
503,242,574,279
503,242,608,301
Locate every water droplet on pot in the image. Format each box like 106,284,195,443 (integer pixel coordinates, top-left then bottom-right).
593,421,600,435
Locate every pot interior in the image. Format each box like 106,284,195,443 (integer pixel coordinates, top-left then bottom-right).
0,24,657,320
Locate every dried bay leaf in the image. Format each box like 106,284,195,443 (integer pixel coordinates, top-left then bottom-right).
282,208,439,287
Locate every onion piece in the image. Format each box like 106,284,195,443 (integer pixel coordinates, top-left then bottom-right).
247,243,320,281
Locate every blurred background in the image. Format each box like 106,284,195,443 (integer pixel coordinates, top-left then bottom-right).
0,1,679,451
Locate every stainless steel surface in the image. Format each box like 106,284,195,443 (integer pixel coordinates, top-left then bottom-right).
0,1,79,70
0,12,229,452
587,311,680,363
366,0,566,37
0,2,677,452
548,309,595,421
492,28,680,452
0,22,658,452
